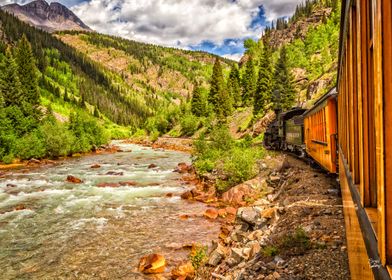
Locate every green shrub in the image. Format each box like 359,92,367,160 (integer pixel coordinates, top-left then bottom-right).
15,129,46,159
282,227,311,251
41,121,74,158
189,245,208,269
209,125,234,151
217,147,262,192
180,113,200,136
262,246,279,257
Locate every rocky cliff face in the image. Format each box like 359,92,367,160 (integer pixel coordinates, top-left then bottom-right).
1,0,90,32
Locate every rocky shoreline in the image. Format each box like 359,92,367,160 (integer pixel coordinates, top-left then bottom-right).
0,144,122,173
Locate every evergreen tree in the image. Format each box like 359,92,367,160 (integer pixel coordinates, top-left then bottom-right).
227,65,242,108
254,43,273,115
273,46,296,110
191,86,208,117
208,58,231,120
242,57,257,106
14,34,40,106
0,48,23,107
209,58,224,107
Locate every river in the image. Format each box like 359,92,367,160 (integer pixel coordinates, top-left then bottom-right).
0,142,220,279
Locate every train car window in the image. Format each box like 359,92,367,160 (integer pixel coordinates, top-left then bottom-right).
383,0,392,265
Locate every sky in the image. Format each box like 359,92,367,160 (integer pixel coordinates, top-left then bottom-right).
0,0,303,61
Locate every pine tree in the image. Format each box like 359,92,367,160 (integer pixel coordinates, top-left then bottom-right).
242,57,257,106
0,48,23,107
191,86,208,117
208,58,231,120
15,34,40,106
227,65,242,108
254,43,273,116
273,46,296,111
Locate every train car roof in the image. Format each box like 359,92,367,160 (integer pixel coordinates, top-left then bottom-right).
302,87,337,117
279,108,307,120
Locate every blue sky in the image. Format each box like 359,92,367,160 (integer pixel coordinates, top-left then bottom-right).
1,0,303,60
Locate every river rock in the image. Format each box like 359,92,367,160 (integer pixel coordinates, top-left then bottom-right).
261,208,277,219
119,181,138,186
90,164,101,169
138,254,166,274
181,191,193,200
97,182,120,188
66,175,83,184
175,162,191,173
106,171,124,176
208,243,227,266
222,183,257,206
204,208,219,219
171,262,195,279
148,164,158,169
236,207,260,225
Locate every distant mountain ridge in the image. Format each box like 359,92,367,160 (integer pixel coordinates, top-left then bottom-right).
1,0,91,32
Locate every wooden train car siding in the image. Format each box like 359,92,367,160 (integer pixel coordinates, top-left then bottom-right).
338,0,391,278
383,0,392,266
303,91,337,173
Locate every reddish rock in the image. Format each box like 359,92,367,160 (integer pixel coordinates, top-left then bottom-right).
222,184,256,206
90,164,101,169
204,208,219,220
119,181,138,186
225,207,238,216
138,254,166,274
171,262,195,279
218,208,227,217
14,204,26,211
175,162,191,174
165,193,174,198
179,214,190,220
66,175,83,184
6,184,17,188
148,164,158,169
28,158,41,165
180,191,193,200
106,171,124,176
96,182,121,188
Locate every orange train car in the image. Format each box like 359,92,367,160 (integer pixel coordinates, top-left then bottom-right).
337,0,392,279
303,89,338,174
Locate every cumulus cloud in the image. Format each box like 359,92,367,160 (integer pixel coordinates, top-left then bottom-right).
0,0,303,56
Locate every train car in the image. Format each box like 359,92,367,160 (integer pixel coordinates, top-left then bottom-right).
264,108,306,152
303,89,338,173
337,0,392,279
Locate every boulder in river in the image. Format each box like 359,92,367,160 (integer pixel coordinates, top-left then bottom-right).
138,253,166,274
175,162,191,173
148,164,158,169
90,164,101,169
66,175,83,184
106,171,124,176
204,208,219,220
96,182,121,188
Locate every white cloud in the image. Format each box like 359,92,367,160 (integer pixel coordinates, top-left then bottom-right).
71,0,302,49
0,0,303,55
223,53,243,62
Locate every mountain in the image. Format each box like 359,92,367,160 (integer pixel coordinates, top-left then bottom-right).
1,0,91,32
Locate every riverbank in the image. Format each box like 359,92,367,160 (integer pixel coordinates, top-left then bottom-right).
186,155,350,280
118,137,350,279
0,144,121,172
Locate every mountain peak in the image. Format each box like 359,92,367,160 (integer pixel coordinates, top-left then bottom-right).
1,0,91,32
